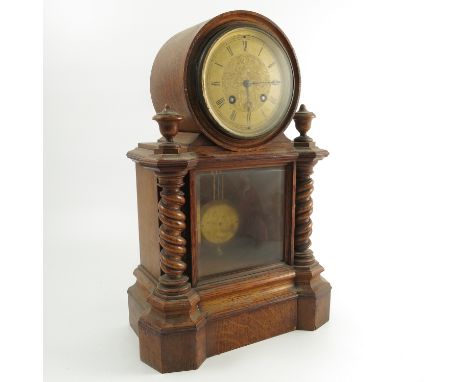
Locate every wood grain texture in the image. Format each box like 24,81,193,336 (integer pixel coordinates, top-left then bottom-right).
197,263,296,319
138,289,206,373
129,262,298,368
135,164,159,276
206,298,296,356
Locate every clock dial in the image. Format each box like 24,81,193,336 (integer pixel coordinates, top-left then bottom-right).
200,201,239,244
201,26,294,138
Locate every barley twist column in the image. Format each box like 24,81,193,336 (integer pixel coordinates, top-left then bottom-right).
156,170,190,296
293,104,331,330
133,106,206,373
294,158,316,266
151,105,194,296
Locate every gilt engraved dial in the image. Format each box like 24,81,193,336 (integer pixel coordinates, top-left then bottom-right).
201,26,294,138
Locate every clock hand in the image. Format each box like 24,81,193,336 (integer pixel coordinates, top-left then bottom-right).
242,79,252,112
250,80,281,85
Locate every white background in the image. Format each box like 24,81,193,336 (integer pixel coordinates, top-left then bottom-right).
41,0,468,381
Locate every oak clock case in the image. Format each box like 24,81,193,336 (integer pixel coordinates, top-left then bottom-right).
127,10,331,374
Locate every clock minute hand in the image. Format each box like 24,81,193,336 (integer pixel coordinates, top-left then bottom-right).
250,80,281,85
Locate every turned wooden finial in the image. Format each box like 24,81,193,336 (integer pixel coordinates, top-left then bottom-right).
293,104,316,145
152,105,183,153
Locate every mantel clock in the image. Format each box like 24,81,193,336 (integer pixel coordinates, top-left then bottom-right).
127,10,331,373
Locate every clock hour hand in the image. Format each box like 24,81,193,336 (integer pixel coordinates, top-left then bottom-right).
242,79,252,112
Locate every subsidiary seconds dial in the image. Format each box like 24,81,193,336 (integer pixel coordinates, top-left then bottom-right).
201,26,295,138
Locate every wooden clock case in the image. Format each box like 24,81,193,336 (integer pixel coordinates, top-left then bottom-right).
127,10,331,373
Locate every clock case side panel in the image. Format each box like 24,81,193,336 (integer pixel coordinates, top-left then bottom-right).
128,163,161,333
188,156,296,287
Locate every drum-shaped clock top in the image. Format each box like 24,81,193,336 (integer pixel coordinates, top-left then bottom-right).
201,27,294,138
150,10,300,150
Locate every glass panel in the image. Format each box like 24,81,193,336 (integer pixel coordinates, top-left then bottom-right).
195,166,285,278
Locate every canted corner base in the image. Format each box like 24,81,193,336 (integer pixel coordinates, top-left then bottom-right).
296,275,331,330
138,317,207,373
127,265,158,334
128,282,149,334
137,290,207,373
128,263,331,373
